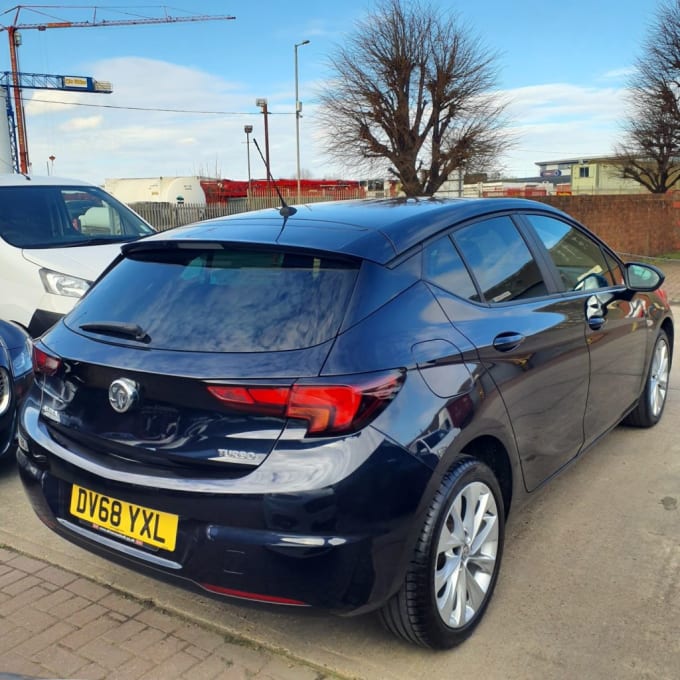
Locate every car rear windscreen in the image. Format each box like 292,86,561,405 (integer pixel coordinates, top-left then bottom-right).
66,246,360,352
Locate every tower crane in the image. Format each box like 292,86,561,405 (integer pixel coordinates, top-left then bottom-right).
0,5,236,173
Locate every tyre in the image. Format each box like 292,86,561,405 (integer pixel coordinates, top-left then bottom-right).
380,456,505,649
624,329,671,428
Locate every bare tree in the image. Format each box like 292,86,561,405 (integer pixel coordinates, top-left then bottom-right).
615,0,680,192
317,0,510,197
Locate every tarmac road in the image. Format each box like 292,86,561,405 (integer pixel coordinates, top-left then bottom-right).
1,344,679,680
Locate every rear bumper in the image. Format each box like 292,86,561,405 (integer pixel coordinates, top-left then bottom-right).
17,401,434,614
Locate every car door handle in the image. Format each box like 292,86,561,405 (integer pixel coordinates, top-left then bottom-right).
493,332,525,352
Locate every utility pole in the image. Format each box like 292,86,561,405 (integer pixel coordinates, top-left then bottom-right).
244,124,253,204
294,40,310,203
0,5,236,173
255,98,271,182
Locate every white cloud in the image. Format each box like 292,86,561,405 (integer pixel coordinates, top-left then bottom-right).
501,83,626,123
24,90,82,115
497,82,628,175
20,57,633,183
22,57,323,183
59,116,103,132
601,67,635,80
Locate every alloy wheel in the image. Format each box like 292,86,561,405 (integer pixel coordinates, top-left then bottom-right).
649,336,670,418
434,480,499,628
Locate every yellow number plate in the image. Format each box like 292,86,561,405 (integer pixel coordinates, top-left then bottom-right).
70,484,178,552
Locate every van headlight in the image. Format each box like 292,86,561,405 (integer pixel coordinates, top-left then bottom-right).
39,268,91,298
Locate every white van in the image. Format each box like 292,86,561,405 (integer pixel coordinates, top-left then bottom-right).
0,175,155,336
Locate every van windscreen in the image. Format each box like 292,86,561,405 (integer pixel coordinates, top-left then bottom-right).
0,185,153,248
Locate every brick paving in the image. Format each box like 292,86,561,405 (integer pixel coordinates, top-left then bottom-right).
0,548,330,680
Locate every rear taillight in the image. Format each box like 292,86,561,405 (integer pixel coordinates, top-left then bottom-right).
32,344,62,376
207,371,404,436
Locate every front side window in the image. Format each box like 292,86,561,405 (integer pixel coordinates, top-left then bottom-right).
0,185,153,249
603,251,625,286
452,216,548,303
526,214,615,291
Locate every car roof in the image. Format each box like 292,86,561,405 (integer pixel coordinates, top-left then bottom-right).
125,197,571,265
0,174,97,188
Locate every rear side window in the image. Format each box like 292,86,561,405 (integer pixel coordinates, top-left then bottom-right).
423,236,478,300
66,247,359,352
453,216,548,303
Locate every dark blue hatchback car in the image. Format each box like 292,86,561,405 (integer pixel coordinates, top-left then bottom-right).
18,198,673,648
0,319,32,462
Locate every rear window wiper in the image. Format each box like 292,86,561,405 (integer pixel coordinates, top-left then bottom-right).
79,321,151,343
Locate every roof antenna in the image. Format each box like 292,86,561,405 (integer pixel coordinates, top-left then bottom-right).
252,138,297,217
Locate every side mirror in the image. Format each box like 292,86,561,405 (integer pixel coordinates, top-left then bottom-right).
624,262,665,292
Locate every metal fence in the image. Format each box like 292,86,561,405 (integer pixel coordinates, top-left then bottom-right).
130,187,365,231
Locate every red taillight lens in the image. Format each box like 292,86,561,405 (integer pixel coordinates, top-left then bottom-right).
32,344,62,376
288,385,362,434
207,385,289,415
207,371,404,436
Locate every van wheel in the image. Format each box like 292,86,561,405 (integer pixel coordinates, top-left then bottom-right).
380,457,505,648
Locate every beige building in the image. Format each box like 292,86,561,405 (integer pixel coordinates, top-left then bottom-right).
535,157,647,195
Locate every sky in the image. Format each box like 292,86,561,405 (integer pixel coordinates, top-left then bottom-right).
0,0,662,184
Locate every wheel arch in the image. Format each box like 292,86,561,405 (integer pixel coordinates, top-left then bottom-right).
460,434,513,519
661,317,674,362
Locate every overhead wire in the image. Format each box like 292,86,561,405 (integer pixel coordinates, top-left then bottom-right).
24,97,295,115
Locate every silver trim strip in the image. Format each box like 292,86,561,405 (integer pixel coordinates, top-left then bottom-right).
57,518,182,570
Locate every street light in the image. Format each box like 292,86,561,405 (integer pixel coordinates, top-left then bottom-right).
244,124,253,199
295,39,310,203
255,98,270,182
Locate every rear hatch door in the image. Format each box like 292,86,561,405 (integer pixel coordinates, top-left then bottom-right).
38,243,360,472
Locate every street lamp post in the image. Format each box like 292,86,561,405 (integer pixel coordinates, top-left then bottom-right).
295,39,310,204
255,98,270,183
244,124,253,201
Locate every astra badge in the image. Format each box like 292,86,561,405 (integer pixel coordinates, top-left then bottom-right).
108,378,139,413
